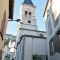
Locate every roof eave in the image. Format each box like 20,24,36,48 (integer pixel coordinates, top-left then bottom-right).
9,0,14,19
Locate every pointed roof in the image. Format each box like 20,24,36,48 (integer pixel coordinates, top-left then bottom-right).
23,0,34,6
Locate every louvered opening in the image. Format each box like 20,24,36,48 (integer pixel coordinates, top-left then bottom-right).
29,12,31,16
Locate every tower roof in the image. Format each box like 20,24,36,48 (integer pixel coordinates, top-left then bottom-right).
23,0,34,6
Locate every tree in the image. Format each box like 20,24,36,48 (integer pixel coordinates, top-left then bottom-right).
4,39,9,45
32,54,42,60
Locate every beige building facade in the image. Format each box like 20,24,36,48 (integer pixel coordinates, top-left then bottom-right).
43,0,60,60
0,0,14,60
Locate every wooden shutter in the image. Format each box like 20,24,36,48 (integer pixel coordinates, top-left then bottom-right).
53,36,57,53
49,40,52,55
53,35,59,53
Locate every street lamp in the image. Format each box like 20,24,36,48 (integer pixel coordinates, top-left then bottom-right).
8,19,21,22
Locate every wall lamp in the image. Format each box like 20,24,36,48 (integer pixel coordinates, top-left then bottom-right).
8,19,21,22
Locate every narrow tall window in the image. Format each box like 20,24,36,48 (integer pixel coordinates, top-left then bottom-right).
29,12,31,15
49,39,55,56
25,11,28,15
48,20,52,35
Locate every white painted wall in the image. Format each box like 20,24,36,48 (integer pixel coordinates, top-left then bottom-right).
19,36,47,60
24,37,33,60
17,29,46,42
44,0,60,60
33,38,47,55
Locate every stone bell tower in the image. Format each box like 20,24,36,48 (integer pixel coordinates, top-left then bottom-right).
19,0,37,30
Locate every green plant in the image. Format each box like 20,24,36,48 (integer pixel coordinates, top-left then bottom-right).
32,54,42,60
4,39,9,45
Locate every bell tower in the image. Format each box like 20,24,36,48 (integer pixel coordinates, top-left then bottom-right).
19,0,38,30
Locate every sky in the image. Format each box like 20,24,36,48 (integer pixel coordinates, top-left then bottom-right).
6,0,47,36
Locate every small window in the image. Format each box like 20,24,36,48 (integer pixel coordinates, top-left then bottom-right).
29,12,31,15
40,34,44,37
28,20,31,23
25,11,28,15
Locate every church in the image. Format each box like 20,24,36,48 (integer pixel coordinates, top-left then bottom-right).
16,0,47,60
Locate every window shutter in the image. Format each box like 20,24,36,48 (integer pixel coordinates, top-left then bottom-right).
49,40,55,56
53,35,59,53
53,36,57,53
49,41,52,55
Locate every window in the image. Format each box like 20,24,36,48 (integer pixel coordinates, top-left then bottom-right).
32,54,42,60
29,12,31,15
53,35,60,53
25,11,28,17
40,34,44,37
49,39,55,56
12,58,14,60
56,31,60,53
5,54,10,60
25,11,28,15
49,34,60,56
28,20,31,23
48,21,52,35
